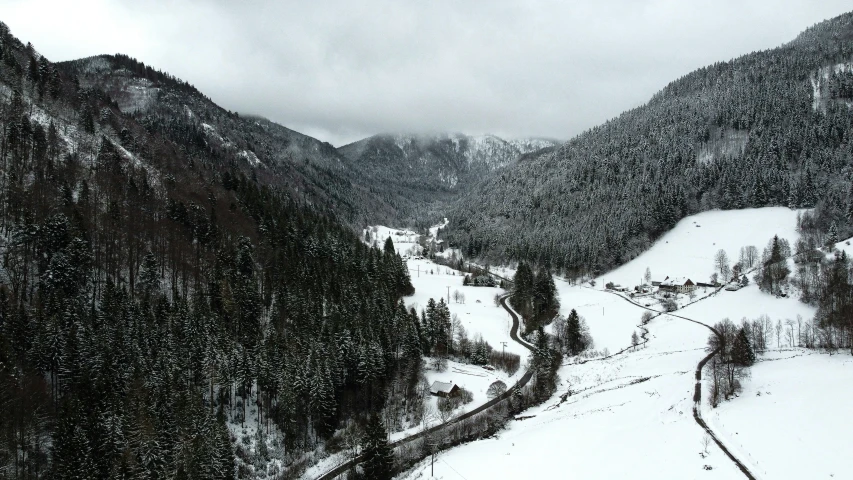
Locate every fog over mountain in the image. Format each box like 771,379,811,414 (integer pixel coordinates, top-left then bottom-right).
5,0,852,145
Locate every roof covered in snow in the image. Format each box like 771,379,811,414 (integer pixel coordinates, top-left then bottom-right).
660,277,693,287
429,381,457,394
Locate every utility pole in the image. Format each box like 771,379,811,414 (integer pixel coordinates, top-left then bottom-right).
447,285,450,304
500,341,507,359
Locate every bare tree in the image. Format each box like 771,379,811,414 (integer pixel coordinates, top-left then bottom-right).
714,249,731,282
641,311,653,325
486,380,508,399
775,319,783,349
644,267,652,285
437,398,457,423
785,319,796,347
701,434,712,457
631,330,640,350
740,245,759,269
763,315,774,350
450,313,462,352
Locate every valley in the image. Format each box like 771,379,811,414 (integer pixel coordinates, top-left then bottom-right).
358,208,848,480
1,7,853,480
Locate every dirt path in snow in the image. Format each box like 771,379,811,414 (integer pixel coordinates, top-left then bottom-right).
313,294,533,480
597,289,758,480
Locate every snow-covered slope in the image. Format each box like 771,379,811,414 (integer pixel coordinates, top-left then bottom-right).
707,350,853,479
398,208,850,480
337,132,558,192
599,207,804,288
399,310,742,479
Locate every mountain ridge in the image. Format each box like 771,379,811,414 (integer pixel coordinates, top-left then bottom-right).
444,11,853,277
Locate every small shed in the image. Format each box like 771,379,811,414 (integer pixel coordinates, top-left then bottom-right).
429,381,460,398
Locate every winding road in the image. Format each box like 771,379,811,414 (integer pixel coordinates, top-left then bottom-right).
599,289,758,480
314,294,533,480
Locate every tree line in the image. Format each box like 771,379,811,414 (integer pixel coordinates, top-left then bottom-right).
445,12,853,280
0,23,425,479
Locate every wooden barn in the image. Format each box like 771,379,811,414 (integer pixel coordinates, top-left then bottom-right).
429,381,460,398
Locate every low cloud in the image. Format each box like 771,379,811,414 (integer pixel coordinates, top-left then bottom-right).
5,0,851,145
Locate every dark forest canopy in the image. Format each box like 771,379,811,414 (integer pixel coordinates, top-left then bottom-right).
445,12,853,279
0,21,419,478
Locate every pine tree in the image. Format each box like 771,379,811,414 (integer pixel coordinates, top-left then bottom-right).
138,250,159,297
362,415,393,480
826,223,839,247
730,327,755,366
564,309,583,355
383,236,395,255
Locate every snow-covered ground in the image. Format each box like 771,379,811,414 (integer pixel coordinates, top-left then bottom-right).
389,357,520,443
365,225,423,256
406,258,524,358
707,349,853,480
398,311,742,479
364,218,450,258
600,207,804,289
554,283,648,354
396,207,853,480
388,255,525,440
677,280,815,329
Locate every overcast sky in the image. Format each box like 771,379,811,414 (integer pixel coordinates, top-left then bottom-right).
3,1,851,146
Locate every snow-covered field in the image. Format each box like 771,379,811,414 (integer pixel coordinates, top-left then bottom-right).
708,349,853,480
405,257,524,358
554,283,648,354
364,218,451,258
398,311,742,479
600,207,804,289
396,207,853,480
365,225,423,256
677,280,815,329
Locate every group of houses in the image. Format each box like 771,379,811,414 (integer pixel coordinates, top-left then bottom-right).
650,274,746,294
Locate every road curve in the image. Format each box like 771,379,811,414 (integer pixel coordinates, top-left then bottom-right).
314,294,533,480
595,288,758,480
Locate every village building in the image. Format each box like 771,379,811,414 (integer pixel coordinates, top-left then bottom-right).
659,277,696,294
429,380,460,398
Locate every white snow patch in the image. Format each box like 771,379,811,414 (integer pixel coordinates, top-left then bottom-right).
397,208,830,480
238,150,261,167
599,207,805,289
707,350,853,480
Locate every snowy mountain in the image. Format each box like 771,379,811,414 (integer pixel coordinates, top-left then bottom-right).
445,11,853,276
59,54,400,225
338,133,557,223
339,132,556,189
0,21,416,480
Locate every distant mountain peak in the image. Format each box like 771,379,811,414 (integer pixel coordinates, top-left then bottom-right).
336,131,557,220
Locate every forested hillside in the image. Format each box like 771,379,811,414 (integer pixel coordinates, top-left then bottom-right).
445,12,853,278
59,54,400,226
0,22,421,478
338,133,556,227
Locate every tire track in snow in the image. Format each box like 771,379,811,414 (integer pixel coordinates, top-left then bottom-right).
597,288,759,480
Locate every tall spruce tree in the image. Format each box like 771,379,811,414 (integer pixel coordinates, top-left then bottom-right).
362,414,393,480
